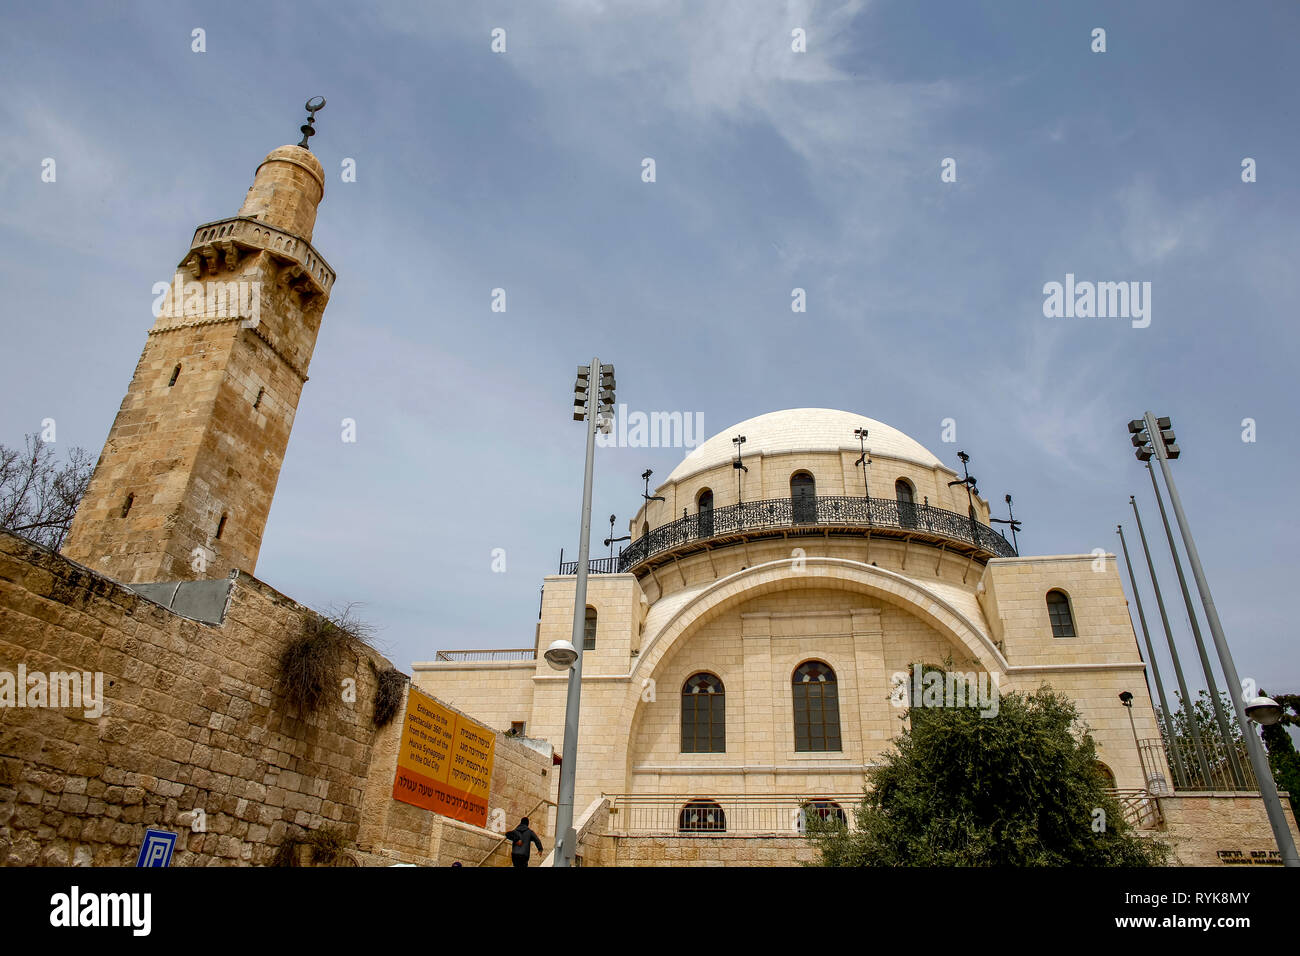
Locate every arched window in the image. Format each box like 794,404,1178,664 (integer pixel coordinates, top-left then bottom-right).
681,673,725,753
168,364,181,387
120,494,134,519
1047,589,1076,638
793,660,841,752
791,472,816,524
583,606,597,650
678,798,726,833
215,513,227,540
799,799,847,830
697,488,714,538
1093,761,1116,789
895,479,917,529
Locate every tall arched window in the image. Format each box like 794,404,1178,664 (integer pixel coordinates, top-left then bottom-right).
681,673,725,753
697,488,714,538
793,660,841,752
1046,589,1076,638
895,478,917,529
791,472,816,524
583,606,597,650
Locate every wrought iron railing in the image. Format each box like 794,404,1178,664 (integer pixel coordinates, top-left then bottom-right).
434,648,536,662
557,554,623,576
558,493,1017,574
1139,735,1258,793
1105,788,1164,830
605,793,861,835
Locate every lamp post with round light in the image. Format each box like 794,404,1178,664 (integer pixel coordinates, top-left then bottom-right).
544,359,615,867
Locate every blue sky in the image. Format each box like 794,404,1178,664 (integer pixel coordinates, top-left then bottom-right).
2,1,1297,701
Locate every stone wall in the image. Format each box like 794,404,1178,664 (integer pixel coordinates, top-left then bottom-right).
1156,792,1300,867
0,531,549,867
602,835,818,866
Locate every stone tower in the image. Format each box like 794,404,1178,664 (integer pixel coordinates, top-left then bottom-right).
62,138,335,583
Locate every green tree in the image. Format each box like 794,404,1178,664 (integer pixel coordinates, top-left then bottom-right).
1258,691,1300,817
806,685,1169,866
1157,689,1253,790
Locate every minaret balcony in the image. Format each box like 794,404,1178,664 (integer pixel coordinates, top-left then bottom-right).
182,216,335,296
559,494,1018,576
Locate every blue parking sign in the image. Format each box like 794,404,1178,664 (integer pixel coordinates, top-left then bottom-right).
136,828,178,867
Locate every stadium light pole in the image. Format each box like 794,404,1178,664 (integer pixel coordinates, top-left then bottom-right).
1116,523,1186,789
1130,412,1299,867
545,358,615,867
1143,461,1246,788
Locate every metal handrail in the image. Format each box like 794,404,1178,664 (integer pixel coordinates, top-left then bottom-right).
605,792,861,835
1139,736,1258,792
472,797,557,867
434,648,536,662
559,493,1016,574
1105,787,1164,830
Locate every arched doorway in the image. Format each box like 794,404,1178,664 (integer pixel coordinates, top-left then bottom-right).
697,488,714,538
791,472,816,524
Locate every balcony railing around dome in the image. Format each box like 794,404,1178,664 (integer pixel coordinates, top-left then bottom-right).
557,493,1018,575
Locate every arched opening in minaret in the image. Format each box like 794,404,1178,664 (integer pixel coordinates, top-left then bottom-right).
215,514,228,540
168,364,181,387
253,387,265,409
120,494,134,519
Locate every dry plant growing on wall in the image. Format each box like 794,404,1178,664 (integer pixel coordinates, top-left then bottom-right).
279,603,375,714
273,826,357,867
371,663,408,728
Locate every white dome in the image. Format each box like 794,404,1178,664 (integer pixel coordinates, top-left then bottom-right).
666,408,945,483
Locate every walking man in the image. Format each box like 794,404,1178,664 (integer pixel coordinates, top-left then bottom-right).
505,817,544,868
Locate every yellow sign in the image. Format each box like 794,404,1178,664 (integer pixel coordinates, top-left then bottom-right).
392,686,495,827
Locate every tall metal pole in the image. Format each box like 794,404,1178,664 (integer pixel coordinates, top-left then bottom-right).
554,356,600,867
1117,523,1187,789
1143,411,1299,866
1145,462,1247,787
1130,495,1214,784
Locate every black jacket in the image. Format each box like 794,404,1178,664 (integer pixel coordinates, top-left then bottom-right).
506,825,544,859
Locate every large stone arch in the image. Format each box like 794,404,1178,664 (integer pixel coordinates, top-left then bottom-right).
611,556,1008,790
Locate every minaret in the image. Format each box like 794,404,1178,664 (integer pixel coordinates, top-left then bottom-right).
63,100,335,583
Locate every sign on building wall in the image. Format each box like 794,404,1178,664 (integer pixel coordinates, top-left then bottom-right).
391,686,495,828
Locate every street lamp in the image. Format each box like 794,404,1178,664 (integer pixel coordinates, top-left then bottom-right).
1246,696,1283,726
1128,411,1298,867
548,357,615,867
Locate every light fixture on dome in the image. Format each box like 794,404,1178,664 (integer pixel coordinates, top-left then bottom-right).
989,493,1022,553
641,468,665,505
947,451,980,541
731,435,748,505
853,426,872,503
603,514,630,563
